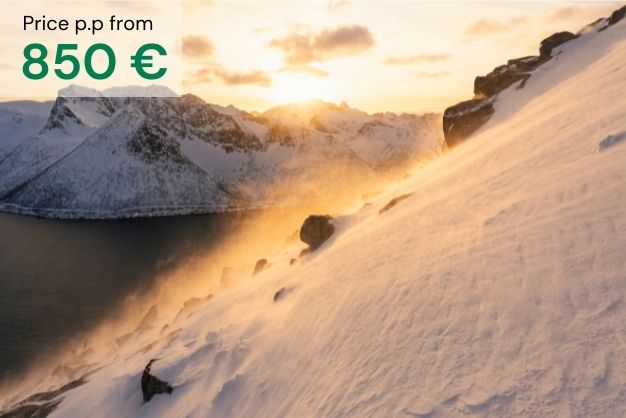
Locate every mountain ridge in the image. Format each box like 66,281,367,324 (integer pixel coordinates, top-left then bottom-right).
0,92,444,218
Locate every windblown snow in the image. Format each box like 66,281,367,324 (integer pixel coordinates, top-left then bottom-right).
2,10,626,418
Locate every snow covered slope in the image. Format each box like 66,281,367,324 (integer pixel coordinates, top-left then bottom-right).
0,92,443,218
0,101,51,160
2,8,625,418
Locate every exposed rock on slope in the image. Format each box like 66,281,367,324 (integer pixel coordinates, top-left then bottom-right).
443,7,623,147
538,31,578,57
300,215,335,250
443,97,495,147
604,4,626,27
141,360,173,403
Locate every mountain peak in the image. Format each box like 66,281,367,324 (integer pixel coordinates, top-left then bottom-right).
57,84,178,98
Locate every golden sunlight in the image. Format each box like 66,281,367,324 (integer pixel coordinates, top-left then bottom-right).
268,73,341,105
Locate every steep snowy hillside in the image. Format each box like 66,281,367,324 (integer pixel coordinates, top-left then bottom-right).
2,7,625,418
0,89,113,200
0,92,443,218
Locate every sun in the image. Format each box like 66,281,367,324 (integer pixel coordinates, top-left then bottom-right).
269,73,340,105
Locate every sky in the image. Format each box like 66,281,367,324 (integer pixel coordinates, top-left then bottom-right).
0,0,621,113
182,0,621,113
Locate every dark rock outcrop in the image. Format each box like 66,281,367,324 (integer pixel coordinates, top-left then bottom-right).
473,56,548,98
443,98,495,147
0,376,87,418
300,215,335,250
606,5,626,26
379,193,414,214
274,287,287,302
539,31,577,57
441,7,625,148
253,259,269,275
142,359,173,403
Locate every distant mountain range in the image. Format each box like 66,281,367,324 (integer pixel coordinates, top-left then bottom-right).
0,86,443,218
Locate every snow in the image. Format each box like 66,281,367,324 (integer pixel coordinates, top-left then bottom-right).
102,85,178,98
59,84,178,98
3,15,626,418
0,93,442,219
0,101,51,160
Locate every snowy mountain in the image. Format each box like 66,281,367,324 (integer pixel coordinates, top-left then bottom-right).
0,91,443,218
2,5,625,418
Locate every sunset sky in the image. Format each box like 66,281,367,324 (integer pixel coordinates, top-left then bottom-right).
0,1,621,113
182,0,620,113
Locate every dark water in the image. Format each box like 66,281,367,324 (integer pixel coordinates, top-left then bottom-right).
0,212,250,380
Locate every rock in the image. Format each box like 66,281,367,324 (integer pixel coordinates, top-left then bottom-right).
443,4,626,147
444,50,550,147
1,399,63,418
600,5,626,31
253,259,269,275
474,72,528,98
299,215,335,250
443,98,495,147
299,248,311,258
379,193,414,214
473,55,547,98
141,359,173,403
1,376,87,417
274,287,287,302
290,258,297,266
539,31,577,57
474,54,551,98
607,5,626,26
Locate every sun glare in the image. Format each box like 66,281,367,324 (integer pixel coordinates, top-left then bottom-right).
269,73,340,105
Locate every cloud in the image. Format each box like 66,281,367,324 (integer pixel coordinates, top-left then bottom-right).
464,18,508,36
188,66,272,87
543,3,619,24
183,35,214,59
215,69,272,87
270,25,375,66
280,65,329,78
188,68,213,84
411,71,449,79
383,53,450,66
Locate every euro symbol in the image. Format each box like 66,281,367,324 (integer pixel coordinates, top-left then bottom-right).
131,43,167,80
